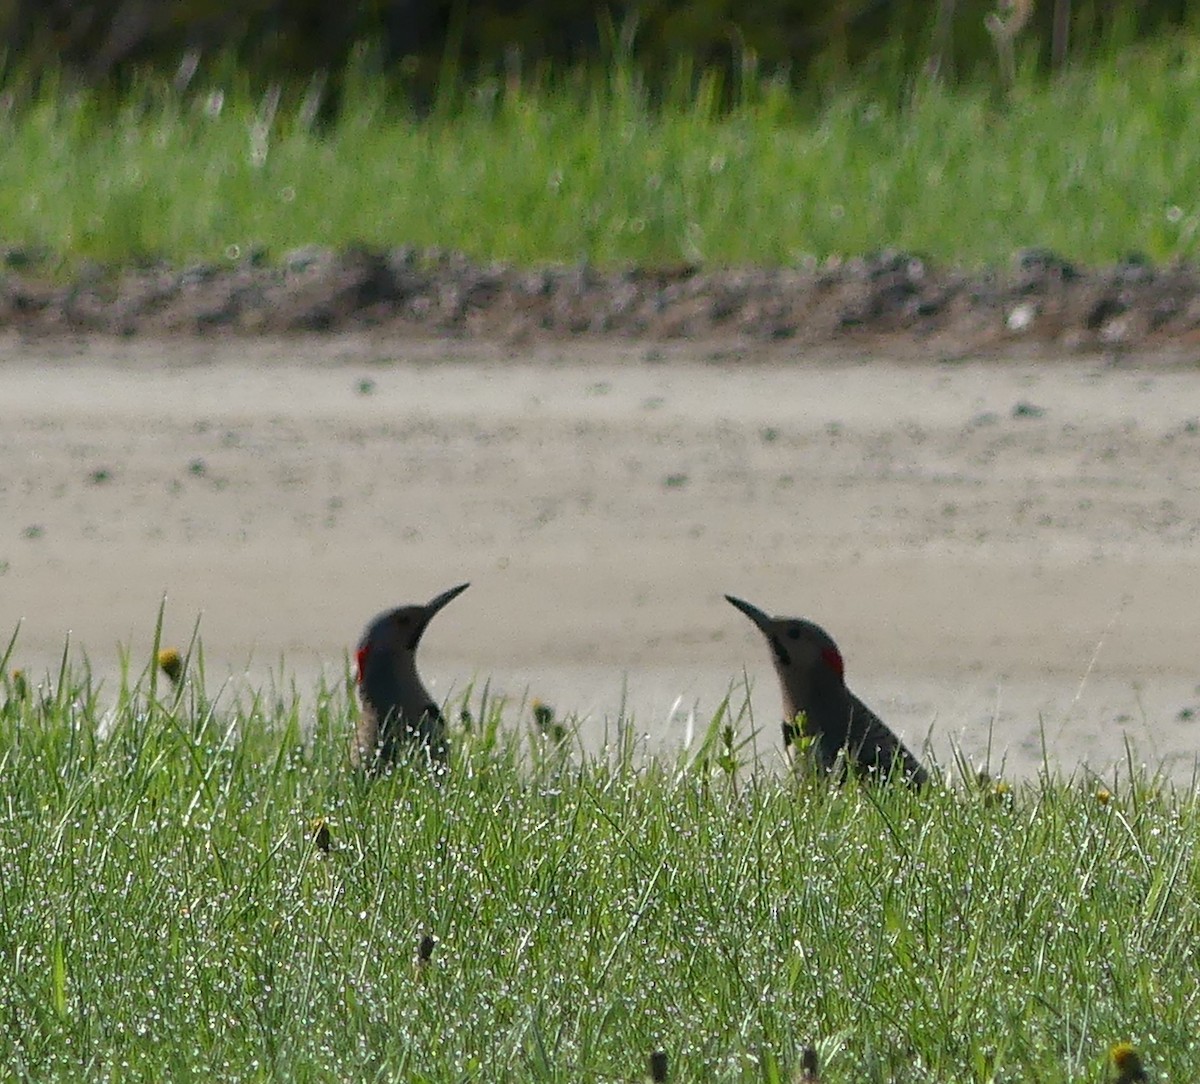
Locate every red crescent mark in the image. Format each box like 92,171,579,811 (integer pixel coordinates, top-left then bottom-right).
820,645,845,678
355,646,369,685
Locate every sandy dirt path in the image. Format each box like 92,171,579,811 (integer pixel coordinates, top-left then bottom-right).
2,335,1199,780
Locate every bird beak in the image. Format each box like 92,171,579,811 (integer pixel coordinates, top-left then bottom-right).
724,593,774,635
426,582,471,615
411,582,471,647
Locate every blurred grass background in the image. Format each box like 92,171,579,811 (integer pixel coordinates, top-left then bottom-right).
5,0,1197,103
2,41,1199,269
1,2,1198,268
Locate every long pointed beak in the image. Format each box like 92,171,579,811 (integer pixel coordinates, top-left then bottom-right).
412,582,470,647
426,582,470,615
725,593,774,635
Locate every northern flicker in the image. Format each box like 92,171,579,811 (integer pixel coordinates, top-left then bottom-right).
725,595,928,787
351,582,469,772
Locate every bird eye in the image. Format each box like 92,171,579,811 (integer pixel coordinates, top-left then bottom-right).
786,626,802,640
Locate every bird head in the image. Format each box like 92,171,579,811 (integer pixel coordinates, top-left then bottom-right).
724,594,845,682
356,582,470,683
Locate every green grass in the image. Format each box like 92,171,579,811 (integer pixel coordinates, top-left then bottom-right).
0,640,1195,1082
2,39,1200,271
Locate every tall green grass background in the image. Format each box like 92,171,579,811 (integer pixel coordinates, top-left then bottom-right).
1,38,1199,271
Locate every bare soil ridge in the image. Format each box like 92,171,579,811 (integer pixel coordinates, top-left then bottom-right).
5,246,1200,351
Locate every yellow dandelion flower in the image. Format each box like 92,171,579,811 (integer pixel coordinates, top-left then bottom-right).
157,648,183,684
1110,1042,1147,1083
9,669,29,700
979,773,1013,809
1097,788,1112,805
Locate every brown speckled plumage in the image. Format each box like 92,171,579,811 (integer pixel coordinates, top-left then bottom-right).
726,595,928,787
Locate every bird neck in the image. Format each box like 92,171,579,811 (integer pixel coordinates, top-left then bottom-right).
779,662,849,722
365,651,433,719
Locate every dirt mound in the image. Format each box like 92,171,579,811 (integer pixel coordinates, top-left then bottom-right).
3,246,1199,352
